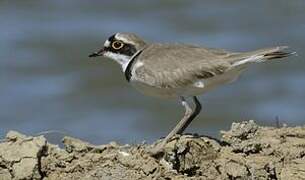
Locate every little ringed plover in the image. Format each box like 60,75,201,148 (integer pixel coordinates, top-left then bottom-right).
89,32,294,155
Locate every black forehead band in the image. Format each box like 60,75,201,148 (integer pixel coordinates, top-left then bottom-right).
108,34,116,42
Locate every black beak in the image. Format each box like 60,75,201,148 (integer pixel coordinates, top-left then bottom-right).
88,48,105,58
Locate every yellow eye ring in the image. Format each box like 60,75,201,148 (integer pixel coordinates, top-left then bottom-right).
112,41,124,50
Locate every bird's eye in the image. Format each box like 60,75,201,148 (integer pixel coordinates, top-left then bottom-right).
112,41,124,50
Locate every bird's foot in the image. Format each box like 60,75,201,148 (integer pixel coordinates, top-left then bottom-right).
148,135,181,158
148,144,165,158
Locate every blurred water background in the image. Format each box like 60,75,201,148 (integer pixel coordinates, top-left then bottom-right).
1,0,305,145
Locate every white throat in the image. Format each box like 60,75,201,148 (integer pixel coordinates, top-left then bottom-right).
104,50,143,72
104,52,132,72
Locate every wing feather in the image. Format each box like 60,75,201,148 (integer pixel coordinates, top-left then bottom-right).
133,44,236,88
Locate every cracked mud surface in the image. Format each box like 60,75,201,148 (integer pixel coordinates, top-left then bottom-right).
1,120,305,179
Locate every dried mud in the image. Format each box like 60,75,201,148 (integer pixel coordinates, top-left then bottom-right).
1,120,305,180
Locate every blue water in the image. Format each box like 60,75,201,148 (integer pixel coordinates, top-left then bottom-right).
1,1,305,145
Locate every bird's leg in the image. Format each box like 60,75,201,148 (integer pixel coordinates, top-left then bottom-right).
177,96,202,134
149,96,202,156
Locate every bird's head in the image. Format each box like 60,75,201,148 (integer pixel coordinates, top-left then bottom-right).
89,33,146,65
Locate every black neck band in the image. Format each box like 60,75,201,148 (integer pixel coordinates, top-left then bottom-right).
124,50,143,82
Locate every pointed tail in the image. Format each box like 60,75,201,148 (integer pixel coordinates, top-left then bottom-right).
262,47,295,60
231,46,296,67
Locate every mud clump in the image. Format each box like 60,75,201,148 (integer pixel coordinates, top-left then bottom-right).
1,120,305,179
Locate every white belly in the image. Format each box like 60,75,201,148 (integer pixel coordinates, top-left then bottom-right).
130,68,244,99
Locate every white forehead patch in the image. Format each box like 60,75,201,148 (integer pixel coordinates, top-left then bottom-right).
115,33,133,44
104,40,110,47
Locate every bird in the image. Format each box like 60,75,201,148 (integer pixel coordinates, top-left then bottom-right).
89,32,294,155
